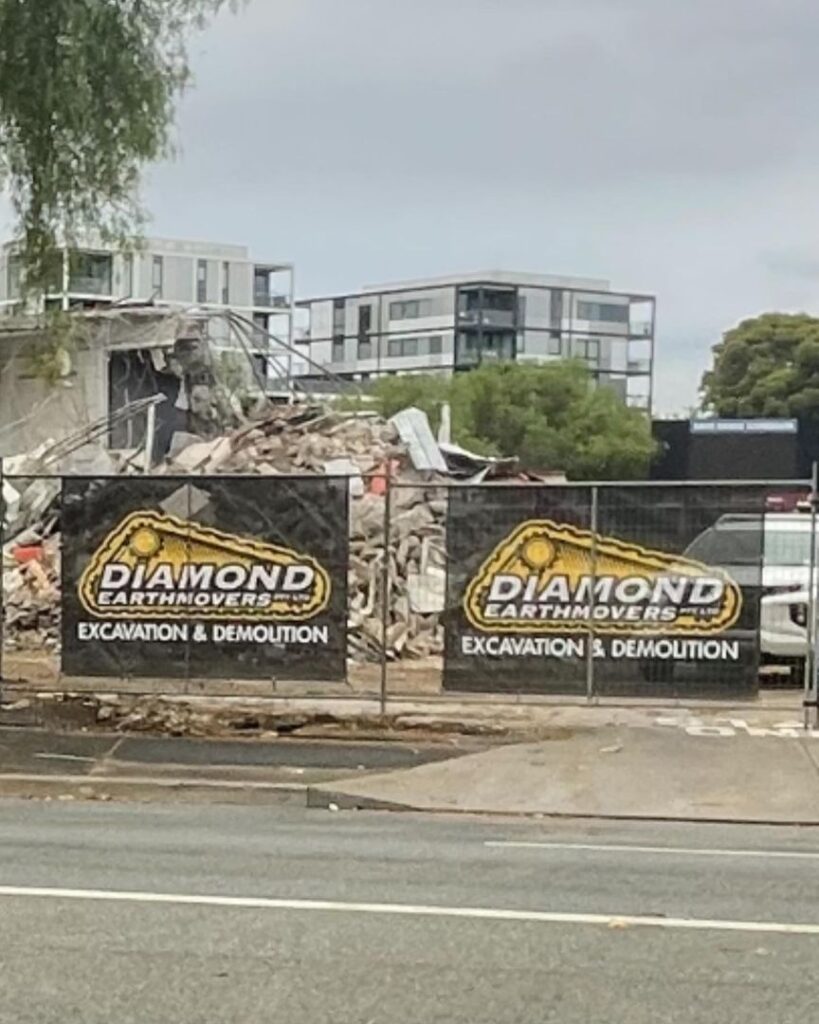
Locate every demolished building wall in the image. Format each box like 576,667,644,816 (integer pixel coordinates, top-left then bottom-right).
0,326,106,457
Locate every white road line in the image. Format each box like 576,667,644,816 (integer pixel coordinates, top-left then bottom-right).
1,884,819,936
34,753,96,763
485,841,819,861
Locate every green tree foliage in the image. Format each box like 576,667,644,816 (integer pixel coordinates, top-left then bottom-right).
365,373,451,431
369,361,655,480
701,313,819,420
0,0,239,288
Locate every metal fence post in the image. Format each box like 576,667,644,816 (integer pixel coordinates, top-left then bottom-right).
378,470,392,716
585,484,599,703
806,463,819,729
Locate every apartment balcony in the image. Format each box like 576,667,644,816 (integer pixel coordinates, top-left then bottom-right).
627,357,651,374
253,290,291,309
457,308,516,329
68,274,112,296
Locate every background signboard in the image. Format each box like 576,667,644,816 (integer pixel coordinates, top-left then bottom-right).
61,475,349,681
443,484,768,698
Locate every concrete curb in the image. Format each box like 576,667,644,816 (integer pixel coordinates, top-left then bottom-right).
306,787,414,812
305,786,819,826
0,773,309,805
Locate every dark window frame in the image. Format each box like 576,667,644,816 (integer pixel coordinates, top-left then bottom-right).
152,255,164,298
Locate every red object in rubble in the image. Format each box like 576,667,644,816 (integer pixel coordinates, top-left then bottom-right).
12,544,44,565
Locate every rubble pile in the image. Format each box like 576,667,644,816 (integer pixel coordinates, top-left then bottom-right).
3,404,449,664
163,405,405,477
347,486,447,662
163,406,448,663
2,535,60,650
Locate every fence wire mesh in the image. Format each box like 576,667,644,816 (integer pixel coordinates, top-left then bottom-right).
1,469,816,708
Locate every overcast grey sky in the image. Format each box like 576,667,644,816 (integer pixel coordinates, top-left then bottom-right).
4,0,819,412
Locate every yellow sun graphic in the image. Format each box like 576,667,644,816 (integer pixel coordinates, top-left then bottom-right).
129,526,162,559
521,536,555,569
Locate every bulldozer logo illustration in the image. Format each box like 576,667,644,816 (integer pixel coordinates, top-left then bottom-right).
463,519,741,635
79,510,331,622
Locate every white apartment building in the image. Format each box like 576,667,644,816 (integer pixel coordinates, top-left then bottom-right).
0,235,294,354
294,271,656,409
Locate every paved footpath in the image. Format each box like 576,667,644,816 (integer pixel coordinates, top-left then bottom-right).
2,801,819,1023
313,714,819,822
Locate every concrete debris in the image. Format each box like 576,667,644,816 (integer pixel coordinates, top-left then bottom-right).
3,403,557,663
161,405,449,663
3,404,450,663
390,406,448,474
2,535,61,651
159,405,407,477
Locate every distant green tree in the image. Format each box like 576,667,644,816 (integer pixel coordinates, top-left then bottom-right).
701,313,819,420
367,373,451,431
369,361,654,480
0,0,241,289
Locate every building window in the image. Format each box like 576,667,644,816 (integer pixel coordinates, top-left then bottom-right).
197,259,207,303
481,332,515,361
548,333,562,356
550,289,563,328
358,338,373,359
389,298,433,320
333,296,345,334
386,336,434,358
482,289,516,312
456,332,480,366
358,304,372,335
571,337,601,362
7,255,21,298
222,262,230,305
68,251,113,296
332,336,345,362
123,254,133,297
254,268,273,306
252,354,268,382
152,256,163,298
253,312,269,335
576,300,629,324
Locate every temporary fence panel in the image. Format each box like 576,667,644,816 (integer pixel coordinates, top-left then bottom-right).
62,476,192,680
3,466,816,707
442,481,805,700
589,484,767,699
60,474,349,682
443,484,593,695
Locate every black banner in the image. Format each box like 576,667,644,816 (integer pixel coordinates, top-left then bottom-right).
61,476,349,681
443,484,768,698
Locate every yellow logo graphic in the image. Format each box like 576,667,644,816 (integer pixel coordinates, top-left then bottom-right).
79,511,331,621
464,520,742,635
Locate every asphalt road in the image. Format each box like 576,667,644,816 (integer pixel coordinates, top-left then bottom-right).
2,803,819,1023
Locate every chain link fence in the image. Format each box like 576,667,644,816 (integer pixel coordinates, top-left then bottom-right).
1,468,816,708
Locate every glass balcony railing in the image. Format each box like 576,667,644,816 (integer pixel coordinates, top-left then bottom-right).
457,308,515,328
68,274,112,296
253,290,290,309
